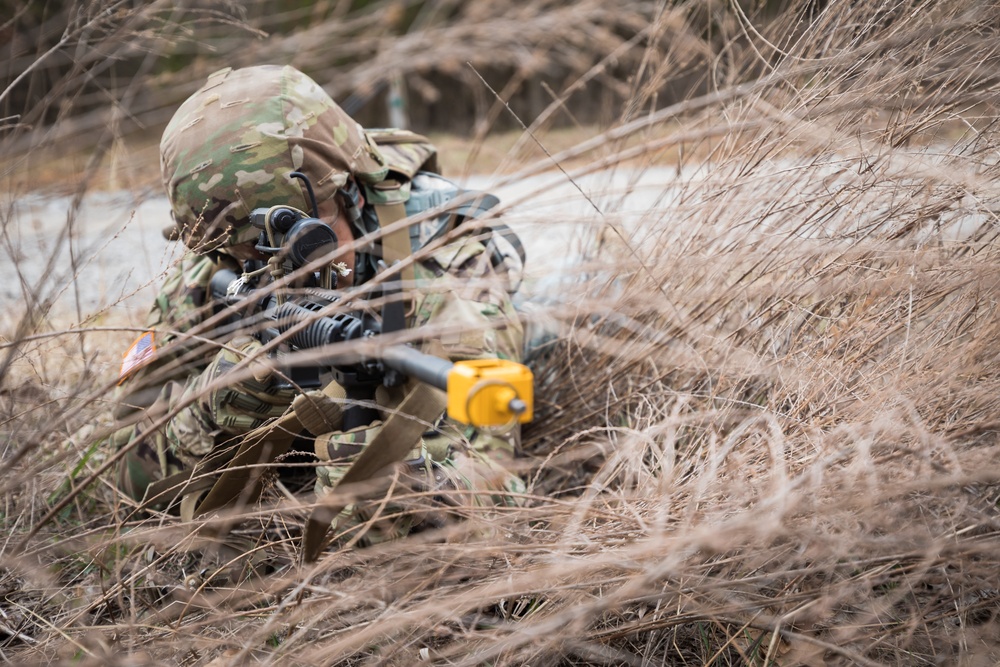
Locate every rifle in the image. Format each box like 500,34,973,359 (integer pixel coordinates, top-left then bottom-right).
185,199,532,558
208,264,533,429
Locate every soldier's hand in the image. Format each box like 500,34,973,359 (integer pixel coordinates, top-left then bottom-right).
201,335,295,433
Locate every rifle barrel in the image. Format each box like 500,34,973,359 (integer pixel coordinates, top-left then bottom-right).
380,346,452,391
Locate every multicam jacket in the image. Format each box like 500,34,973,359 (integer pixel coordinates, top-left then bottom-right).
115,211,525,506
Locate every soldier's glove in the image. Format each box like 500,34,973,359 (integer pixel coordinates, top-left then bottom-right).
201,335,295,434
293,385,347,436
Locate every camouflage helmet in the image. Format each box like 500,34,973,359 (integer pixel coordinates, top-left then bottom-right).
160,65,389,253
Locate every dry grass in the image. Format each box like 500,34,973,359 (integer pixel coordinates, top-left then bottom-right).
3,0,1000,665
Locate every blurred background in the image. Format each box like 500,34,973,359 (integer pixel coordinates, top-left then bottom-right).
1,0,739,147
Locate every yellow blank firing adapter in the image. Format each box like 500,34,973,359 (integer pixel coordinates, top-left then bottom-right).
447,359,534,427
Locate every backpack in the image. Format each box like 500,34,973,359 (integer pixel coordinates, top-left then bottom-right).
365,129,525,291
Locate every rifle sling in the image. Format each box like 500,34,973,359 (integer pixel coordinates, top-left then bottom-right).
186,409,303,521
302,382,447,562
141,463,218,512
375,201,414,285
140,426,245,512
189,378,350,521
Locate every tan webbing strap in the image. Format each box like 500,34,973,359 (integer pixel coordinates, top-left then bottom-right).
179,489,207,523
375,200,414,285
142,468,214,512
191,378,349,520
188,408,302,521
141,438,235,512
302,383,447,562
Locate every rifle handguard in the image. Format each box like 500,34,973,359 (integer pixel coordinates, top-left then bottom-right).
210,272,534,428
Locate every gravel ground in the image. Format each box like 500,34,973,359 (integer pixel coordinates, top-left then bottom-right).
2,168,675,331
3,190,181,330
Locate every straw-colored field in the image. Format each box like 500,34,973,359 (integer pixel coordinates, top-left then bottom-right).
3,1,999,664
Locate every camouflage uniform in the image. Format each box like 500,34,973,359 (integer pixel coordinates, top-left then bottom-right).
113,251,296,500
159,65,387,254
115,66,525,530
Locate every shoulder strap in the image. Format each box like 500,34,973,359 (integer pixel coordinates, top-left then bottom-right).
374,195,415,286
363,132,447,283
302,382,447,562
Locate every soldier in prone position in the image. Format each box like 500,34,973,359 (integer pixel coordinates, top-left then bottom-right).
110,65,526,545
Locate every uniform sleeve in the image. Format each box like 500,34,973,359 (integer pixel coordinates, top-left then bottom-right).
409,236,526,468
117,335,296,502
115,252,233,417
143,252,233,372
410,237,524,363
114,252,294,502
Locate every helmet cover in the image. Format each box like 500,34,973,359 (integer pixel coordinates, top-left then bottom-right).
160,65,388,252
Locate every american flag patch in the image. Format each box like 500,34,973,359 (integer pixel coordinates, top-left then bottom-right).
119,331,157,383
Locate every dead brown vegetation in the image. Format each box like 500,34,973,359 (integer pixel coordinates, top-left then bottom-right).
2,1,1000,665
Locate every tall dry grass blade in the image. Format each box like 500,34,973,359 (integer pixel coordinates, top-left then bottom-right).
3,0,1000,664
